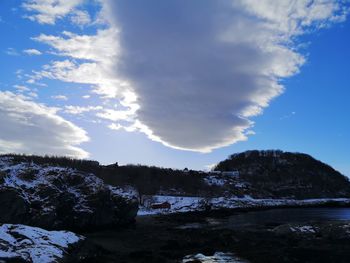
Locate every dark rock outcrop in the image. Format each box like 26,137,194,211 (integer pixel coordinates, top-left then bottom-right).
215,150,350,199
0,156,138,231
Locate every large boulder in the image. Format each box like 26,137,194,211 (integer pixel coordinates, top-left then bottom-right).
0,224,95,263
0,156,138,231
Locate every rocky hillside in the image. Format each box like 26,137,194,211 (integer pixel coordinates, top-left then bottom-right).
214,150,350,199
0,156,138,231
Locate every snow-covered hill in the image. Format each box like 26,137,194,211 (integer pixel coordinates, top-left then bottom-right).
214,150,350,199
0,156,138,230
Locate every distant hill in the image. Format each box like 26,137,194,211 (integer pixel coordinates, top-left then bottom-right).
0,154,210,198
2,151,349,200
214,150,350,198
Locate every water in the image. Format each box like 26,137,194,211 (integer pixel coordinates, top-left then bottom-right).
181,208,350,262
225,207,350,228
179,208,350,230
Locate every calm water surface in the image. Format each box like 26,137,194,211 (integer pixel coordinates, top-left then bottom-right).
226,207,350,227
179,208,350,230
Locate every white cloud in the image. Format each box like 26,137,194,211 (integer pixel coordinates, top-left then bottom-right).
23,0,84,24
96,108,135,122
51,95,68,101
101,0,348,152
27,91,38,98
26,0,349,153
31,29,127,98
64,105,102,115
71,10,91,26
23,49,42,55
30,27,138,123
245,130,256,136
13,85,38,99
0,91,89,158
13,85,30,92
33,29,117,63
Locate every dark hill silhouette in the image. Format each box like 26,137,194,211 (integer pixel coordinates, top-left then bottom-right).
214,150,350,198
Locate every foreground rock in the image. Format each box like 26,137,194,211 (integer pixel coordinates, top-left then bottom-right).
0,224,94,262
273,221,350,239
0,156,138,231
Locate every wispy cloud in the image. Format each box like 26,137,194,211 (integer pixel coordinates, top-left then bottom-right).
23,48,42,55
13,85,31,92
280,111,296,120
5,48,19,56
51,95,68,101
23,0,84,25
71,10,91,26
64,105,103,115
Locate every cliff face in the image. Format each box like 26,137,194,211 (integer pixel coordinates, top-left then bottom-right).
215,150,350,199
0,156,138,231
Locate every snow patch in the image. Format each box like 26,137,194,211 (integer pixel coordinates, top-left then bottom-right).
204,175,227,186
138,195,350,216
0,224,82,262
183,252,248,263
290,225,317,233
109,185,138,200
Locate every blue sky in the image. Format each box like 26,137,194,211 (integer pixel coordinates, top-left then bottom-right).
0,1,349,176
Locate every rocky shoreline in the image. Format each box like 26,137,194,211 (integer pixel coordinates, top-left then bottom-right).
85,207,350,263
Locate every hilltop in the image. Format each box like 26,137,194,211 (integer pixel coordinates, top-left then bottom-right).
215,150,350,199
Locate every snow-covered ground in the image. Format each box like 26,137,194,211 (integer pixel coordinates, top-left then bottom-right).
108,185,138,201
0,224,82,262
203,174,249,188
183,252,248,263
138,195,350,216
204,175,227,186
290,225,317,233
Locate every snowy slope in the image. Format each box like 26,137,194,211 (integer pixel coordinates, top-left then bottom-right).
0,156,137,206
138,195,350,216
0,224,82,262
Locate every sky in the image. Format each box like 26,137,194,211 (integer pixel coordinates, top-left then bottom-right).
0,0,349,176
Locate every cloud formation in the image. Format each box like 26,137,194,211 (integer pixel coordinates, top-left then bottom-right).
0,91,89,158
104,0,348,152
23,0,84,24
70,10,91,26
51,95,68,101
26,0,349,153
